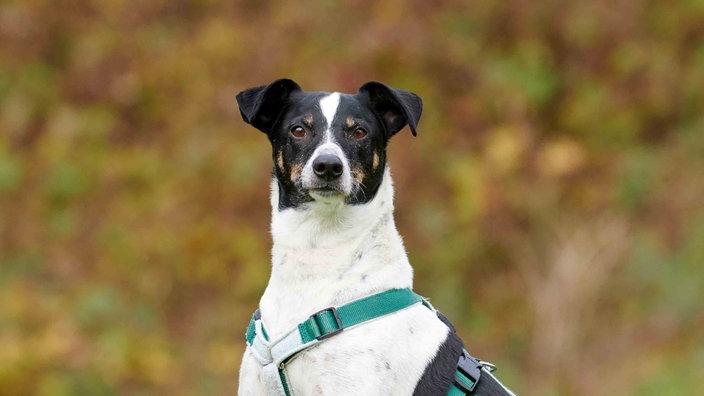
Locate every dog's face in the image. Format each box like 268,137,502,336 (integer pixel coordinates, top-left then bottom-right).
237,79,422,210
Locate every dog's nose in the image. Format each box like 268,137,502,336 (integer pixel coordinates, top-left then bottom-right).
312,154,343,180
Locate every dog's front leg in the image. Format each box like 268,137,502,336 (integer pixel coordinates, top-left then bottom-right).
238,348,267,395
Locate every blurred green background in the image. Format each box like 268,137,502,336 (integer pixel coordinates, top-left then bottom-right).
1,1,703,395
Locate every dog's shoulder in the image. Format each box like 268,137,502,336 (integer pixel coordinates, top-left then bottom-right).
413,328,464,394
414,311,517,396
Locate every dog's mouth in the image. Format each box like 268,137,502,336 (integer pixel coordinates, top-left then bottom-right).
308,184,346,198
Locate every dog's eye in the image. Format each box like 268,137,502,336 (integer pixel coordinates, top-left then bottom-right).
352,128,367,140
290,126,306,138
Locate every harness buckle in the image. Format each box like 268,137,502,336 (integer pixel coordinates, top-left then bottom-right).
311,307,344,340
455,349,482,393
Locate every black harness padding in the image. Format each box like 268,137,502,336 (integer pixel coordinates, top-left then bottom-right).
468,368,515,396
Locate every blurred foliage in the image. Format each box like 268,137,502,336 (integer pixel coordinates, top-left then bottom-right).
1,0,703,395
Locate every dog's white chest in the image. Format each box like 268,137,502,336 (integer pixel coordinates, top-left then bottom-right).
262,170,414,337
280,304,449,395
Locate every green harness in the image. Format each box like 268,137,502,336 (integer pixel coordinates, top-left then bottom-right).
245,288,489,395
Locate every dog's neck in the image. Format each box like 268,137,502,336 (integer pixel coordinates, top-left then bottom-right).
259,167,413,338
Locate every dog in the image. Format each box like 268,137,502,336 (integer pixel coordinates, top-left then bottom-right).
236,79,516,395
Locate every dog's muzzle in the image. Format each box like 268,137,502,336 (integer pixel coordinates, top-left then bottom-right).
302,144,352,198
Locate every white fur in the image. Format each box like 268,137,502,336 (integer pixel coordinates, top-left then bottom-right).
238,167,449,395
319,93,340,143
300,142,353,198
266,167,410,328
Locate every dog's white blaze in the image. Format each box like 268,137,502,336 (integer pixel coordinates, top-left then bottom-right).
298,92,353,197
319,92,340,142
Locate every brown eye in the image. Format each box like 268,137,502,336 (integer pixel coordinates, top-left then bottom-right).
352,128,367,140
290,126,306,138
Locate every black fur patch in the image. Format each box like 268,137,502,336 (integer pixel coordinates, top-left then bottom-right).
413,330,464,396
414,312,516,396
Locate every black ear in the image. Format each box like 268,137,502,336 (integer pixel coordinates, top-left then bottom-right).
357,81,422,137
236,79,302,134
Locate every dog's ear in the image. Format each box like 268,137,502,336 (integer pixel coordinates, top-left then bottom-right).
357,81,422,137
236,79,302,134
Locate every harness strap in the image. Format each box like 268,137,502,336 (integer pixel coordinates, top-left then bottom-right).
245,289,515,395
246,288,424,395
299,288,425,342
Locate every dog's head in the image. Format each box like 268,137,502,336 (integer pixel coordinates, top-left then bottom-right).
236,79,422,209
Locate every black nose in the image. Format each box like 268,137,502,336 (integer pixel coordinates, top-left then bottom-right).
312,154,344,180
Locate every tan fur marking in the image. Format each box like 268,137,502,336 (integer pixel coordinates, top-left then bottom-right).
345,117,355,128
352,167,366,184
372,152,379,170
303,114,314,127
277,151,284,171
290,163,303,183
